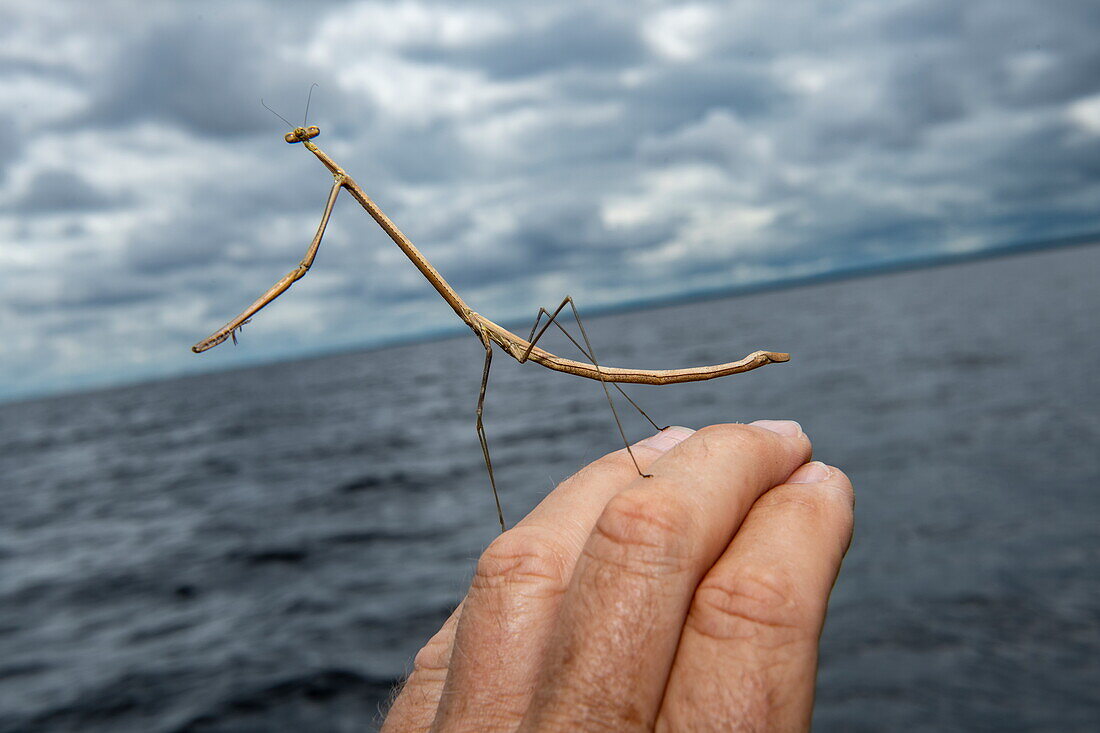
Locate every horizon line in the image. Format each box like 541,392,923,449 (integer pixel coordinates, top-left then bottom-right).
3,231,1097,407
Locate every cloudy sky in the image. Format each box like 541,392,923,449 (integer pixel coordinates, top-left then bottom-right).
2,0,1099,401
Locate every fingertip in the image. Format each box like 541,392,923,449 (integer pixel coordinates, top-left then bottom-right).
748,419,803,439
745,421,812,459
787,460,831,484
774,463,855,554
787,462,854,510
741,420,813,468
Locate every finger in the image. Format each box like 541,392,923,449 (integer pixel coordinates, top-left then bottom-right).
522,421,812,731
658,462,854,731
380,602,463,732
518,426,698,550
389,431,695,731
431,427,695,729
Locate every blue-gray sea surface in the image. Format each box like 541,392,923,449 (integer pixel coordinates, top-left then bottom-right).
1,245,1098,732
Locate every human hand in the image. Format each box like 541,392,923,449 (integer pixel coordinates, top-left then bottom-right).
383,422,854,731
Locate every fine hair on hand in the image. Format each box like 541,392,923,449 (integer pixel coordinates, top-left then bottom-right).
383,421,855,732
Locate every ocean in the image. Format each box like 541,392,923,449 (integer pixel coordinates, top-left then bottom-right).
1,244,1098,732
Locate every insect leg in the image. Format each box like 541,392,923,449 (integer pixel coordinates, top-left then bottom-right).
520,301,663,432
522,296,657,479
192,178,343,353
476,342,506,532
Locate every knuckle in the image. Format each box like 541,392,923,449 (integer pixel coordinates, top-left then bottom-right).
589,490,693,576
757,485,834,522
411,630,452,676
658,670,773,733
473,526,571,596
532,702,652,733
603,446,646,472
575,447,644,482
411,605,461,676
759,481,855,541
688,568,808,645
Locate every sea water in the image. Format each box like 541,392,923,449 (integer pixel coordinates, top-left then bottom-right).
1,245,1098,732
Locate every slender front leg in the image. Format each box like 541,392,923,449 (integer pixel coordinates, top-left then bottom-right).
521,296,656,479
476,342,506,532
192,177,344,352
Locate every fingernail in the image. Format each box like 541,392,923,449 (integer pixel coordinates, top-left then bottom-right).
635,425,694,453
749,419,803,438
787,461,832,484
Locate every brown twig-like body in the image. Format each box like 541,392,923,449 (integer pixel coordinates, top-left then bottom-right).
193,124,790,532
192,126,790,383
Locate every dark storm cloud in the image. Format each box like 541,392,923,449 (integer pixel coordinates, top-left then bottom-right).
4,170,124,213
83,28,267,136
983,119,1100,203
78,12,322,138
403,10,647,79
9,276,159,314
885,61,969,133
876,1,967,40
124,216,248,276
877,2,1100,111
627,64,788,129
365,122,473,184
2,0,1100,400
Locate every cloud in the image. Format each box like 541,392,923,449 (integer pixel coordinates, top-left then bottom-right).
3,169,125,213
402,8,647,79
1,0,1099,401
79,16,303,137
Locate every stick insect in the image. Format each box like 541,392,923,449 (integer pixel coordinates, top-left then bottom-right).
193,103,790,532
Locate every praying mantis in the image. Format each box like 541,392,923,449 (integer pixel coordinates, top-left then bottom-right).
192,112,790,531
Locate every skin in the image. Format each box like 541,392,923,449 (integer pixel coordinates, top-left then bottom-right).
382,421,855,732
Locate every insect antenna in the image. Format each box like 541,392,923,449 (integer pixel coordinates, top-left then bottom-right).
260,98,295,130
303,83,319,126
